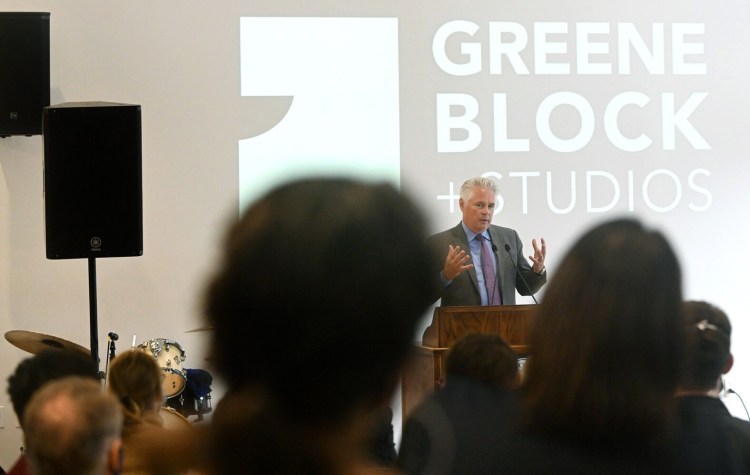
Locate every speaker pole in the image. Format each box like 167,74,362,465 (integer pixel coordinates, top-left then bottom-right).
88,257,99,367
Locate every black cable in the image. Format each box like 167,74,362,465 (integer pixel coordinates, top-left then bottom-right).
727,389,750,420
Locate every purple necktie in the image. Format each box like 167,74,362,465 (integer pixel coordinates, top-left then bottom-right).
477,234,501,305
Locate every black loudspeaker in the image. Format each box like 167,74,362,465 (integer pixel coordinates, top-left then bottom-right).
43,102,143,259
0,12,50,137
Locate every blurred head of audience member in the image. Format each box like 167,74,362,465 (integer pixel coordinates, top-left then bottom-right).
8,349,100,429
679,300,733,395
204,177,435,474
397,332,520,475
520,218,684,450
671,301,750,475
23,376,123,475
107,350,200,475
107,350,163,438
445,332,519,390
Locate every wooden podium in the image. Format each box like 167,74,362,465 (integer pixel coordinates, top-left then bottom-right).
401,304,537,419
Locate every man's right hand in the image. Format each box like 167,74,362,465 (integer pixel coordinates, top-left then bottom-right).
442,244,473,281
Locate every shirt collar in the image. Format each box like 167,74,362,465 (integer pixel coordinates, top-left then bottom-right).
461,222,490,242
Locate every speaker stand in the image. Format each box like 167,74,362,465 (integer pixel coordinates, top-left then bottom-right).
88,257,100,367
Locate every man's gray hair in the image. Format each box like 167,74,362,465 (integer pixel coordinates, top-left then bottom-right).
24,376,122,475
460,177,498,200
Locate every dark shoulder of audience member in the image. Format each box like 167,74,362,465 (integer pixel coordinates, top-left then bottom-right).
7,349,99,426
674,300,750,475
505,218,684,474
398,333,519,475
204,178,436,474
369,404,398,467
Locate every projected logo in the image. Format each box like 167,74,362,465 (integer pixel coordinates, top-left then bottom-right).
431,21,714,215
238,17,401,209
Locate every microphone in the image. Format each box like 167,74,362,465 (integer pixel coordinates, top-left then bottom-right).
108,332,119,341
504,243,538,304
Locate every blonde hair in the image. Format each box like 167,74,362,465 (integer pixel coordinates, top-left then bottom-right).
107,350,163,435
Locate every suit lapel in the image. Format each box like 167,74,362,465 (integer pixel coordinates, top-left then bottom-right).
488,227,504,261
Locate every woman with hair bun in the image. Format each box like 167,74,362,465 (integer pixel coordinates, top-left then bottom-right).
674,301,750,474
108,350,196,475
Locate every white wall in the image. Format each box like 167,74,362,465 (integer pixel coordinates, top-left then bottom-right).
1,0,749,467
0,1,248,466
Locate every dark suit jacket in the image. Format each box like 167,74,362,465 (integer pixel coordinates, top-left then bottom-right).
427,222,545,306
440,395,749,475
398,379,518,475
674,395,749,475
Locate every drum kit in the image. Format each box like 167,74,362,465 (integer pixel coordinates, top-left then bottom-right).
4,326,214,424
135,337,188,398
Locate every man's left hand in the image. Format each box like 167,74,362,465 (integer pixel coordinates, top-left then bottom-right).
530,238,546,274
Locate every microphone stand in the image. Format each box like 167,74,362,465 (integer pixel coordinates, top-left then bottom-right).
489,241,503,305
504,244,539,304
104,332,118,384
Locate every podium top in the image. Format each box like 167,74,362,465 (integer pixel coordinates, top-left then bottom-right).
422,304,537,349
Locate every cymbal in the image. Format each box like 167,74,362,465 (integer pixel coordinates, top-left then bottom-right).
185,324,213,333
5,330,89,356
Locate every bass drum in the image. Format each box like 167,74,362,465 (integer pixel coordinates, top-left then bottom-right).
137,338,187,398
165,368,213,419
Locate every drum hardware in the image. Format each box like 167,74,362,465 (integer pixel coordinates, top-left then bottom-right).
165,368,213,420
167,392,212,421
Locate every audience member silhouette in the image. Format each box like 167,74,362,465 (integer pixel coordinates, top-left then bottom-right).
22,376,123,475
203,178,436,475
369,404,398,467
673,300,750,474
398,333,520,475
107,349,196,474
497,218,685,474
6,349,100,475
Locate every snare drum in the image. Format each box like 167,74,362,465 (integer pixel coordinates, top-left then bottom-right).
137,338,187,398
